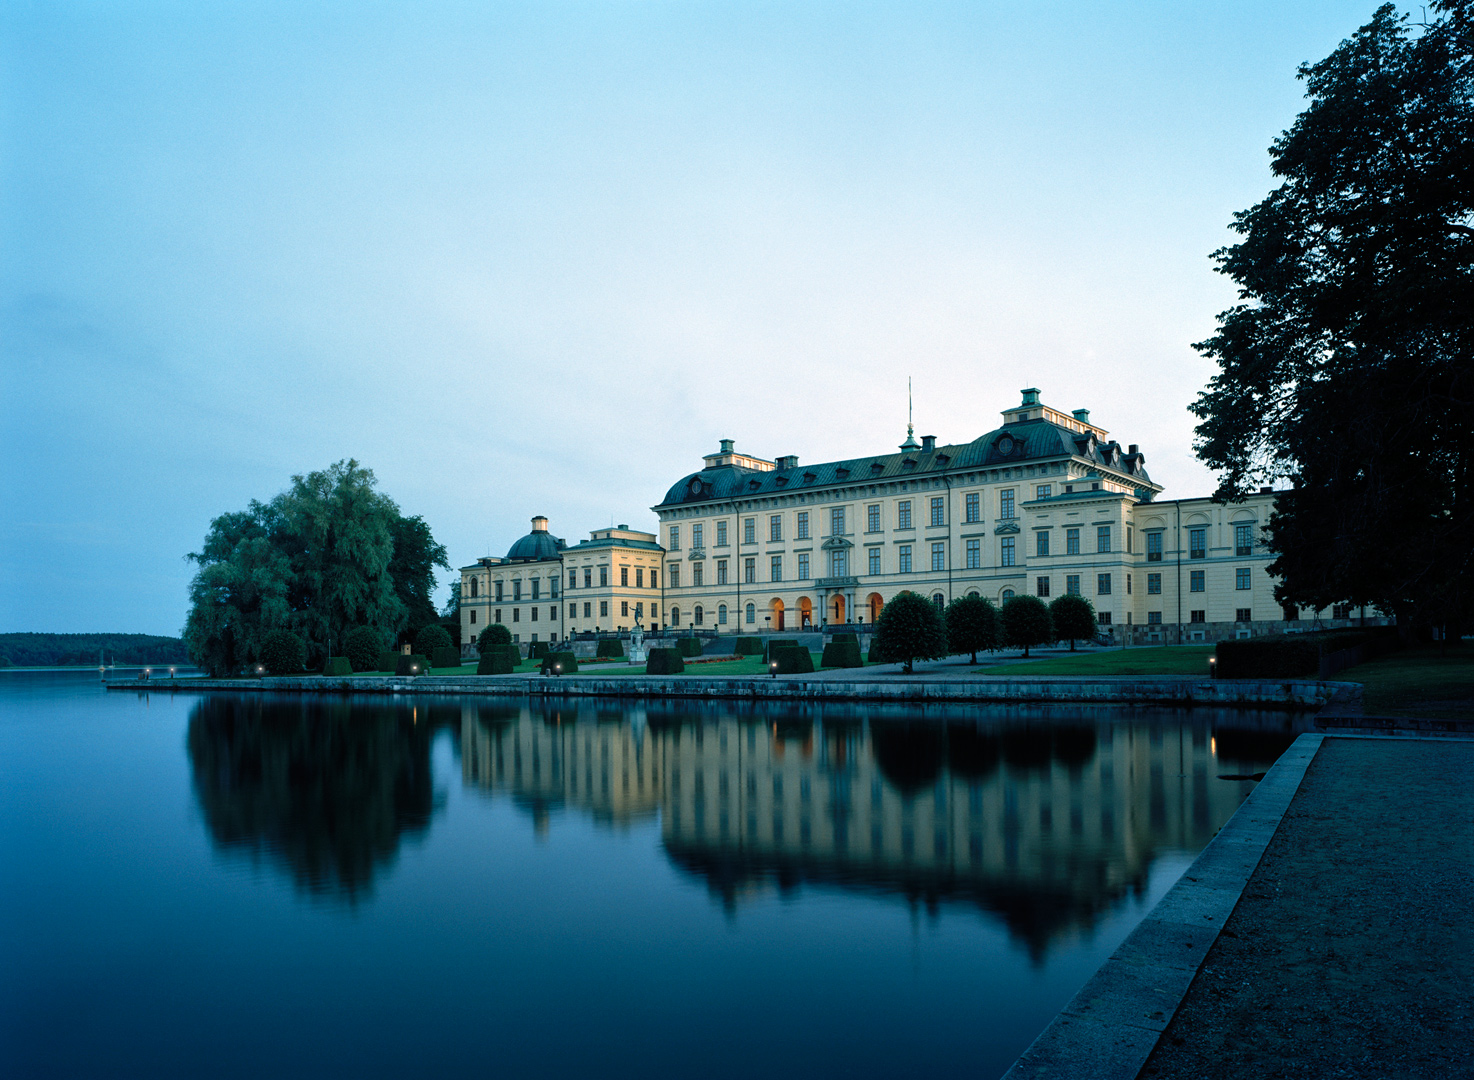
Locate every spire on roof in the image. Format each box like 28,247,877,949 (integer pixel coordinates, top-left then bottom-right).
899,377,921,450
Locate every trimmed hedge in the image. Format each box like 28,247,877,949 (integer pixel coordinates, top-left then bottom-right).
378,651,398,672
344,626,383,673
414,624,452,656
596,638,626,659
763,638,801,664
821,641,863,668
830,632,859,644
529,641,551,661
646,648,684,675
733,637,764,655
867,639,887,664
675,637,704,657
431,646,461,670
322,656,353,676
540,651,578,675
395,653,430,676
1214,629,1393,679
477,649,515,675
771,647,815,675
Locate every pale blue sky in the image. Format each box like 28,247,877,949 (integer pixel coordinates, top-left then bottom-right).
2,1,1372,635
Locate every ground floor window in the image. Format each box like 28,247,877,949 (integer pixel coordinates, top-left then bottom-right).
1148,611,1162,624
932,593,944,611
1036,577,1050,597
1097,611,1112,625
1001,589,1015,600
496,609,503,623
1066,575,1079,595
695,606,704,625
671,606,680,625
1236,608,1252,622
718,605,727,625
569,603,577,619
1190,610,1206,623
746,603,756,624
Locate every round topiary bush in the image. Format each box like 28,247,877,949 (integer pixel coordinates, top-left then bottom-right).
259,630,306,676
478,624,512,654
415,624,452,656
322,656,353,676
344,626,383,673
1001,594,1055,658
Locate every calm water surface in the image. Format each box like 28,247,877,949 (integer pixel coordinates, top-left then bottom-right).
0,670,1304,1079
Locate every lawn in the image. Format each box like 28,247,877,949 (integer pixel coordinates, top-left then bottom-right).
1338,643,1474,721
973,646,1217,677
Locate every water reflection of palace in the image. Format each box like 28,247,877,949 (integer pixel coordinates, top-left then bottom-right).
461,705,1285,956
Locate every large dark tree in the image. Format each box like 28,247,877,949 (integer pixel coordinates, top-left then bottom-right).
388,513,450,643
1192,3,1474,637
874,591,948,674
1001,595,1054,658
945,593,999,663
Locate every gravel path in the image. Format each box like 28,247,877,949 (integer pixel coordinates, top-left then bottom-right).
1139,737,1474,1079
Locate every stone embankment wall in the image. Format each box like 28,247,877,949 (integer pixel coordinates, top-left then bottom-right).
107,675,1350,709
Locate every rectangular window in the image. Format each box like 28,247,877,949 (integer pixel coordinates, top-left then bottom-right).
635,567,644,588
1097,573,1111,595
1190,609,1206,623
1126,573,1131,594
600,601,609,617
1148,571,1162,594
744,558,755,584
1189,528,1206,559
600,567,609,587
621,601,629,617
798,553,810,579
830,549,848,577
867,504,880,533
1066,528,1080,555
1235,524,1253,557
469,609,476,624
1236,567,1251,590
717,605,727,625
965,492,980,522
584,568,592,588
931,542,945,571
1333,604,1353,619
796,512,809,539
717,559,728,585
1066,575,1080,595
1036,484,1052,499
744,518,756,544
930,497,944,527
1036,577,1050,597
1147,532,1163,562
1000,490,1015,519
899,545,912,573
583,602,591,618
621,566,629,586
716,520,728,547
897,501,912,529
530,607,538,621
495,582,505,601
867,549,879,575
1001,537,1015,567
1190,570,1205,593
568,603,576,619
669,525,680,550
512,608,520,622
1236,608,1252,622
1036,531,1049,557
770,515,782,542
1097,526,1111,554
831,507,845,536
495,608,503,623
1148,611,1162,625
692,524,703,549
692,565,703,587
532,579,540,600
966,539,980,568
567,571,575,589
1097,611,1112,626
513,581,522,601
669,564,680,588
771,555,782,582
650,569,657,589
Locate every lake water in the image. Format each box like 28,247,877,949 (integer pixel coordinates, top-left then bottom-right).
0,670,1303,1079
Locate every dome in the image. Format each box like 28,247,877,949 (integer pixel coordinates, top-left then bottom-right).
506,516,564,562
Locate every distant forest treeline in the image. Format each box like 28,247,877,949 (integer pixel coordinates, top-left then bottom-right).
0,633,191,667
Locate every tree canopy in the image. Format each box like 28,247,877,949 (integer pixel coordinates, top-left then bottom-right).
1049,594,1096,651
945,594,999,663
183,460,449,676
1001,595,1053,658
874,591,948,673
1192,3,1474,636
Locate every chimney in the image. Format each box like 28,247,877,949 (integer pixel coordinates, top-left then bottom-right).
776,454,798,470
617,524,627,530
921,435,937,452
1020,388,1040,406
719,438,735,454
1128,444,1139,455
1072,409,1091,425
531,516,548,532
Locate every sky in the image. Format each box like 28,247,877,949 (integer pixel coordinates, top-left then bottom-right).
2,1,1378,636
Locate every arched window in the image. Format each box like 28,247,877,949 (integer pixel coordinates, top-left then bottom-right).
967,590,980,598
694,605,704,625
932,593,945,611
718,605,728,625
469,578,478,598
671,606,680,626
1002,589,1015,600
746,602,756,624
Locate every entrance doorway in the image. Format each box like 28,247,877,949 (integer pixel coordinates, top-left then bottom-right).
831,594,846,624
867,593,883,624
798,596,813,627
769,598,785,632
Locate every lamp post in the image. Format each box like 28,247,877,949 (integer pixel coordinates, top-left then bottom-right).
770,660,778,679
1208,656,1217,679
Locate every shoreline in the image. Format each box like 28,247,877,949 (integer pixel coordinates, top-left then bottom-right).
104,673,1349,709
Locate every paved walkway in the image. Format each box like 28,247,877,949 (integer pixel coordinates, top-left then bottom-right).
1138,736,1474,1079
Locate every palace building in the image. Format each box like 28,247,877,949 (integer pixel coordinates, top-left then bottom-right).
653,388,1313,643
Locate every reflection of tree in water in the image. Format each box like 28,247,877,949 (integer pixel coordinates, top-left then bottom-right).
187,696,436,902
